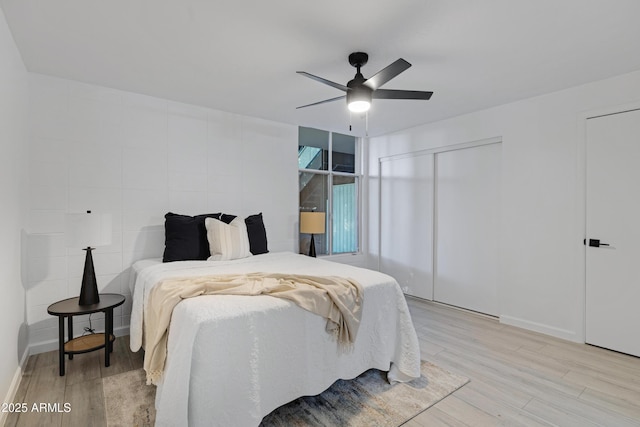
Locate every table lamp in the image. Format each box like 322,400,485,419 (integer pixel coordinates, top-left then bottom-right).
300,211,325,257
65,211,112,305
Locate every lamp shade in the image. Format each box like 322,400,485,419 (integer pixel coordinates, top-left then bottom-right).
65,211,112,248
300,212,326,234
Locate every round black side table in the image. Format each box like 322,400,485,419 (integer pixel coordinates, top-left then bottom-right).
47,293,125,376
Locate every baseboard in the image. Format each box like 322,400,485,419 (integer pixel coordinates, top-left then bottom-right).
420,299,499,320
0,347,30,427
28,337,58,356
28,325,131,356
500,315,580,343
411,299,581,344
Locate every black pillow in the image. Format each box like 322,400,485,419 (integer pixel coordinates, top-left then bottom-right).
220,213,236,224
163,212,221,262
245,213,268,255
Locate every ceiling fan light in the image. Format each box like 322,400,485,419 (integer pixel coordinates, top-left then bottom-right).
348,100,371,113
346,86,372,113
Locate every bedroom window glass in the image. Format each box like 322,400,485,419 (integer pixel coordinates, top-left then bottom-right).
299,172,329,256
298,127,329,171
299,127,359,255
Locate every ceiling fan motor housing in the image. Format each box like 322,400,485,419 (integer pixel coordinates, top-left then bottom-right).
346,82,372,105
347,59,372,110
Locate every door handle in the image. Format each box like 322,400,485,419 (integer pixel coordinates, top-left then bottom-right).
584,238,615,249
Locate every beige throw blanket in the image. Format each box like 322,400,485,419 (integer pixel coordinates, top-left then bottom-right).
144,273,363,385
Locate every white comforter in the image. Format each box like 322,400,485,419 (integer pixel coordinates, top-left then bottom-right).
129,252,421,427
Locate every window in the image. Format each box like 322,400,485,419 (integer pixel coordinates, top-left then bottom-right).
298,127,360,255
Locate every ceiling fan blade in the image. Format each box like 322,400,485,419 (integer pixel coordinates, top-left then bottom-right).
296,71,348,92
363,58,411,90
296,95,346,109
372,89,433,100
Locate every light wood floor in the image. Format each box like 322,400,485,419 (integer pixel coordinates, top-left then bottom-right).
5,336,143,427
405,298,640,426
6,299,640,426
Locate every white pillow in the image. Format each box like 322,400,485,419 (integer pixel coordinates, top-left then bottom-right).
205,217,252,261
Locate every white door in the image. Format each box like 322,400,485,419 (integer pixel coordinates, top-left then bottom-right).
434,143,501,316
586,109,640,357
379,153,434,299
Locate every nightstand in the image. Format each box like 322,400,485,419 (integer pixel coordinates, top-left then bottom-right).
47,293,125,376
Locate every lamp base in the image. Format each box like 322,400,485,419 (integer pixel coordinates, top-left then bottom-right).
79,247,100,306
308,234,317,257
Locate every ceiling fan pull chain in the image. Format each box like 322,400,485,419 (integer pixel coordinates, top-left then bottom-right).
349,110,352,131
365,111,369,137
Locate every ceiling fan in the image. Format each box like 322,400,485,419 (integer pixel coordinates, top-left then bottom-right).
297,52,433,113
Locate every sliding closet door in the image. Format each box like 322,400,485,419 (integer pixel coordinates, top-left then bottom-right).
379,153,434,299
434,143,500,315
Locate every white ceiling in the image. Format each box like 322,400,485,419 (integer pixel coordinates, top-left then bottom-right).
3,0,640,137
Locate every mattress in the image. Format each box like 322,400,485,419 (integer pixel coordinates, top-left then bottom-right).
129,252,421,426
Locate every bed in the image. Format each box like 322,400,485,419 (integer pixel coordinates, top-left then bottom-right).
129,251,421,427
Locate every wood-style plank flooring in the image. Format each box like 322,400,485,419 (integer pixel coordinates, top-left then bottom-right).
6,299,640,426
4,336,143,427
405,298,640,426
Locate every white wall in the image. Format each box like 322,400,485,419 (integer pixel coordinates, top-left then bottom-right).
26,74,299,352
367,69,640,342
0,5,29,415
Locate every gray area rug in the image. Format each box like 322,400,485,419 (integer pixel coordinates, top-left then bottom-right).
103,361,468,427
103,369,155,427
